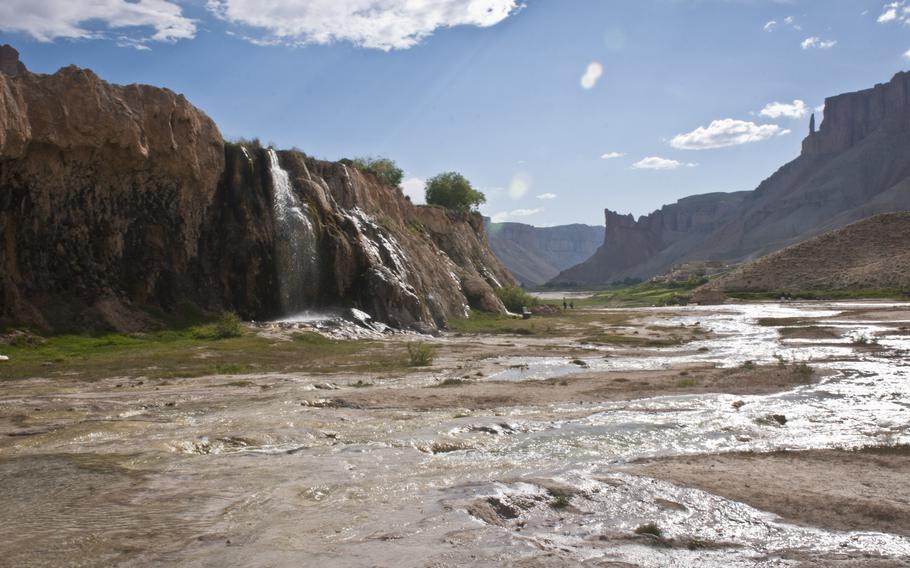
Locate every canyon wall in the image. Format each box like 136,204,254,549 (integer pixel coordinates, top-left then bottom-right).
555,71,910,286
0,46,512,332
485,221,604,286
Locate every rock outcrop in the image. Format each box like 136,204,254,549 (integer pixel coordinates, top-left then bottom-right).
554,71,910,286
554,192,748,285
693,212,910,299
485,221,604,286
0,46,512,332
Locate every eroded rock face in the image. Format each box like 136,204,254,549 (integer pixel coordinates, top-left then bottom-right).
0,48,511,332
556,71,910,286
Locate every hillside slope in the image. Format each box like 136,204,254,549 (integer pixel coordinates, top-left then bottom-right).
555,71,910,285
485,221,604,286
695,212,910,296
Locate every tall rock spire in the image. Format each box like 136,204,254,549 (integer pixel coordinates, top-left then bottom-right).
809,113,816,135
0,44,27,76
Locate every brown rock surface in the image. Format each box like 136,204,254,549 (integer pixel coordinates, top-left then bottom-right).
693,212,910,298
0,49,512,332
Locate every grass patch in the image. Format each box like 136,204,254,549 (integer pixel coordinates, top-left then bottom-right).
190,312,244,340
435,378,467,387
407,342,435,367
579,333,683,348
570,281,700,308
550,494,571,509
634,523,663,538
729,289,909,302
1,326,413,382
676,377,700,388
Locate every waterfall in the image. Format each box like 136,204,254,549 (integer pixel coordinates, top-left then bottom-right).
268,148,319,315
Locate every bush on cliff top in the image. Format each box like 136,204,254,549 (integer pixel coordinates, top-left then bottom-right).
425,172,486,214
343,157,404,188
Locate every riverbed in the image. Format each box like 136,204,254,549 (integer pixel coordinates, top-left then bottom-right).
1,302,908,567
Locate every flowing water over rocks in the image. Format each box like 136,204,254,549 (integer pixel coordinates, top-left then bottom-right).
268,148,320,315
1,302,908,566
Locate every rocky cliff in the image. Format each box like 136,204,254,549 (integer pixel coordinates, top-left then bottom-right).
0,46,512,332
555,71,910,286
694,212,910,298
554,192,748,285
485,221,604,286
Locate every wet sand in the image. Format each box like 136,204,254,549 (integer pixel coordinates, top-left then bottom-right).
630,446,910,538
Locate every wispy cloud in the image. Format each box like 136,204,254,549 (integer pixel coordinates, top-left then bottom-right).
632,157,696,170
580,61,604,90
801,36,837,50
491,208,544,222
759,99,809,119
670,119,788,150
206,0,522,51
0,0,196,45
536,193,557,200
600,152,625,160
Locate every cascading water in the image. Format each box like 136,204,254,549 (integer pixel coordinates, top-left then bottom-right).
267,148,319,315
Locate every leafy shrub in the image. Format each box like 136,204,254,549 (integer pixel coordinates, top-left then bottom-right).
407,342,436,367
344,157,404,188
192,311,244,340
425,172,486,214
634,523,663,537
495,285,539,313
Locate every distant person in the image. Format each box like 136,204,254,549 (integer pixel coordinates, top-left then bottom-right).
570,301,575,309
563,298,568,310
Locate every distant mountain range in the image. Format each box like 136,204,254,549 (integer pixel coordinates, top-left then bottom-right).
552,71,910,286
485,221,604,286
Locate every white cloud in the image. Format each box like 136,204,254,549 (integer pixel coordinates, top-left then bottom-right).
401,177,425,204
632,157,695,170
763,20,778,32
600,151,625,159
580,61,604,90
508,173,531,200
670,119,786,150
207,0,521,51
904,48,910,60
801,36,837,50
759,99,809,119
536,193,557,200
878,1,909,23
0,0,195,44
491,208,544,223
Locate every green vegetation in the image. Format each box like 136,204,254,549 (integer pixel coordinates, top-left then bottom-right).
448,311,549,335
634,523,663,538
425,172,486,214
342,157,404,188
579,332,684,348
0,327,418,382
778,326,841,339
407,342,436,367
571,281,699,308
676,377,700,388
495,285,539,313
728,289,909,301
550,494,571,509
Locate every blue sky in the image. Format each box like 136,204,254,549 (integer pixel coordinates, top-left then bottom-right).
2,1,910,226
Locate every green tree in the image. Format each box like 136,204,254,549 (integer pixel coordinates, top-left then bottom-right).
425,172,486,214
344,157,404,188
